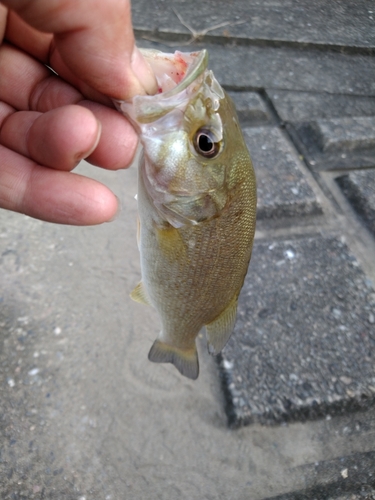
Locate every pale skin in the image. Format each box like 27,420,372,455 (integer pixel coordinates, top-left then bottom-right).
0,0,157,225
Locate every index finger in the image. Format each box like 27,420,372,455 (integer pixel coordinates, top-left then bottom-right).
4,9,52,63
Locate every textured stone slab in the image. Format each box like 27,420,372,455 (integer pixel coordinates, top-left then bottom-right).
138,40,375,97
219,235,375,428
268,90,375,123
227,91,270,125
132,0,375,49
312,117,375,153
243,126,322,219
288,119,375,171
337,169,375,236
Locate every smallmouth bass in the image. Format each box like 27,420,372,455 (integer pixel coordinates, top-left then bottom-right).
117,49,256,380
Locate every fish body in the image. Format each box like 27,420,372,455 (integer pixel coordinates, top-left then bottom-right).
117,49,256,380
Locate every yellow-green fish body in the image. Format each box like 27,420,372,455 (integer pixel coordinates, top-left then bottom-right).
117,49,256,380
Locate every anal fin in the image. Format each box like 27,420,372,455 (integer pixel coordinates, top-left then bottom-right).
205,295,238,355
148,339,199,380
130,281,151,306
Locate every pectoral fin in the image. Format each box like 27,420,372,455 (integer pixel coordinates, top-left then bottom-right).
148,339,199,380
205,295,238,355
130,281,151,306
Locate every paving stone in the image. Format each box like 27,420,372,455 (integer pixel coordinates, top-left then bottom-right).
337,169,375,237
311,117,375,153
267,90,375,123
138,40,375,97
288,119,375,171
132,0,375,49
219,235,375,428
227,91,271,125
243,126,322,219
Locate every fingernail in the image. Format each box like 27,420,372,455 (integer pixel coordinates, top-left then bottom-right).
131,46,158,96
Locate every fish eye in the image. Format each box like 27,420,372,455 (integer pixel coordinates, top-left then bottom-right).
193,128,221,159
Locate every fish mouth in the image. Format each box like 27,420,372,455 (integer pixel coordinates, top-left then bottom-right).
115,49,209,126
140,49,208,97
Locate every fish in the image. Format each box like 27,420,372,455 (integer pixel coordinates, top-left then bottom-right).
116,49,256,380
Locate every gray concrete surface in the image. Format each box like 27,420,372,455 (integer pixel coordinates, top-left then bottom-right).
227,91,271,126
220,235,375,427
1,1,375,499
267,91,375,122
243,126,323,219
337,170,375,237
132,0,375,49
289,118,375,172
2,165,375,500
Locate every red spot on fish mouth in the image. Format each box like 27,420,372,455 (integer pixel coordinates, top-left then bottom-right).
175,53,188,70
174,53,188,83
153,51,199,92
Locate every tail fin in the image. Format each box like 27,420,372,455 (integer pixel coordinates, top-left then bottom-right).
148,339,199,380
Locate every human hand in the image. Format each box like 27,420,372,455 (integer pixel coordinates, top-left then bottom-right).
0,0,157,225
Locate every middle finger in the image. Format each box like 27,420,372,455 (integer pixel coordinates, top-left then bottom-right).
0,106,101,171
0,42,82,111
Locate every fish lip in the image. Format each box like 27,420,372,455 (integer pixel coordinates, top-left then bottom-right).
148,49,208,98
114,49,209,126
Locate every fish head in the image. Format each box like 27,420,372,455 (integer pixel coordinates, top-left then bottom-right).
116,50,245,227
